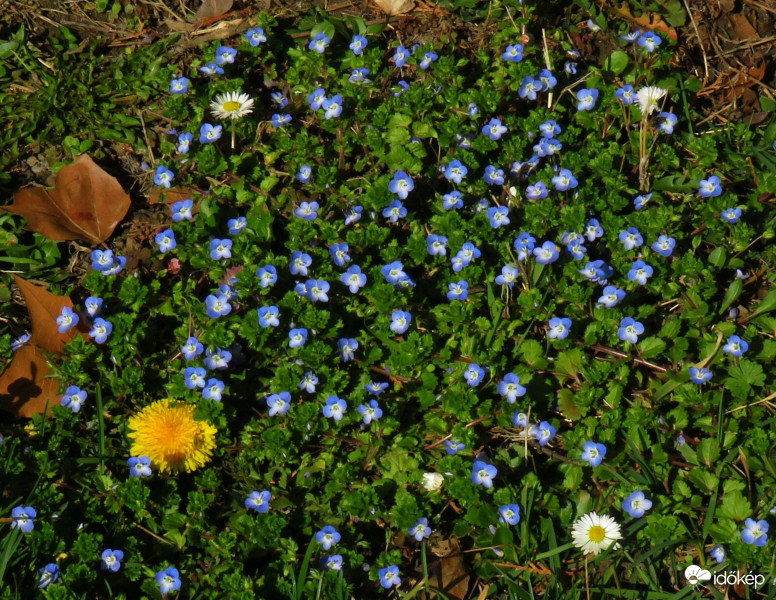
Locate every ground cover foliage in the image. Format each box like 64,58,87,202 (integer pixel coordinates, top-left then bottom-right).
2,0,776,598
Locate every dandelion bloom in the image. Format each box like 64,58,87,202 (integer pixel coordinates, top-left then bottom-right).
127,399,217,474
571,512,622,556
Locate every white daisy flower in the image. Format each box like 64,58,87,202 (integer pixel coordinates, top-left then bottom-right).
209,91,255,121
636,86,667,116
571,512,622,556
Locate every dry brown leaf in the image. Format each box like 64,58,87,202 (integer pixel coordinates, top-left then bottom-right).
421,538,471,600
0,277,89,417
372,0,415,16
192,0,234,23
1,154,131,245
615,3,678,42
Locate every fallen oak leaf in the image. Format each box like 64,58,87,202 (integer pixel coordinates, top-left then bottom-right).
1,154,131,245
372,0,416,16
191,0,234,23
0,344,61,418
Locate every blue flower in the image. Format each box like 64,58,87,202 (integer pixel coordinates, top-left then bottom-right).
91,249,115,272
741,518,768,546
289,328,308,348
154,165,173,188
535,421,556,446
444,159,468,184
720,207,742,223
255,265,277,289
245,490,271,513
565,62,577,75
621,29,641,42
305,279,330,302
271,113,292,127
619,227,643,250
350,34,367,55
344,205,363,225
11,332,31,351
290,251,313,276
483,165,505,185
389,170,414,199
618,317,644,344
383,199,407,223
10,506,36,533
598,285,626,308
101,549,124,572
154,229,175,253
391,310,412,335
199,62,224,76
184,367,206,390
512,410,528,427
204,347,231,370
322,554,343,571
471,460,497,488
323,396,347,421
56,306,79,333
497,373,526,403
294,201,319,221
171,199,193,222
89,317,112,345
616,84,636,104
181,337,203,360
205,293,231,318
444,440,465,455
127,455,152,477
200,123,223,143
408,517,432,541
482,118,508,140
256,305,280,328
637,31,662,52
322,94,343,119
581,441,607,467
538,68,557,90
314,526,341,550
519,76,540,100
366,382,389,396
309,32,330,53
169,77,188,94
577,88,599,111
710,545,725,564
651,235,676,256
627,260,653,285
341,265,367,293
419,52,438,70
689,366,713,384
464,363,485,386
357,399,383,424
499,504,521,525
622,491,653,518
267,392,291,416
392,80,410,96
657,112,677,134
548,317,571,340
270,92,288,108
37,563,59,588
514,233,536,261
293,165,313,184
308,87,326,110
495,265,518,288
699,175,722,197
539,120,561,138
228,216,247,236
338,337,358,361
382,261,408,284
442,190,463,210
299,372,318,393
566,240,586,260
502,44,523,62
176,132,193,154
634,192,652,210
207,238,231,260
722,335,748,357
379,565,401,589
246,27,267,46
427,234,448,256
393,44,408,67
533,241,559,264
215,45,237,64
485,206,509,228
526,181,548,200
551,168,577,191
447,280,469,301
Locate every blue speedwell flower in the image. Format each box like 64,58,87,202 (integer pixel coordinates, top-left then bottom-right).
581,441,607,467
308,87,326,110
535,421,557,446
11,332,31,351
246,27,267,46
483,165,505,185
487,206,509,228
256,265,277,288
199,62,224,76
202,378,224,402
299,372,318,394
290,250,312,275
409,518,432,541
322,94,343,119
171,199,193,222
57,306,79,333
209,238,232,260
169,77,188,94
499,504,521,525
427,234,448,256
205,293,231,318
379,566,401,589
305,279,330,302
710,545,726,564
598,286,625,308
127,456,152,477
393,44,408,67
534,241,559,264
258,306,279,328
482,118,507,140
388,170,414,199
519,76,540,100
382,261,408,285
288,328,308,349
341,265,367,293
657,112,677,134
323,396,347,421
723,335,748,357
11,506,36,532
154,165,173,188
294,201,319,221
616,84,636,104
200,123,222,143
184,367,206,389
37,563,59,588
390,310,412,335
155,229,176,253
618,317,644,344
176,132,193,153
464,363,485,386
497,373,526,403
228,216,247,235
622,491,653,518
61,385,87,413
638,31,662,52
576,88,599,111
357,399,382,424
91,249,114,271
721,207,742,223
245,490,271,512
308,32,330,53
215,45,237,64
383,199,407,223
444,159,468,184
447,280,469,301
699,175,722,197
442,190,463,210
349,34,367,55
548,317,571,340
204,347,231,370
316,526,341,549
689,366,713,384
741,518,768,546
552,168,577,191
338,338,358,362
419,52,438,70
628,260,653,285
502,44,523,62
101,549,124,572
296,165,312,183
271,113,292,127
267,392,291,416
619,227,643,250
89,317,112,345
495,265,518,288
471,460,497,488
526,181,548,199
651,234,676,256
445,440,465,455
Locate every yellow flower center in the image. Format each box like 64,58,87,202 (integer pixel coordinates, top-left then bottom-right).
223,101,241,112
588,525,606,543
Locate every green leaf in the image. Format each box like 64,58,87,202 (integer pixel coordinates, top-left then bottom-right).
696,438,720,467
557,388,582,421
708,246,726,268
717,490,751,521
604,50,629,75
637,337,666,359
688,468,719,493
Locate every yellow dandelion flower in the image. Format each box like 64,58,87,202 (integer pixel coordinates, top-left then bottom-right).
127,399,216,474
